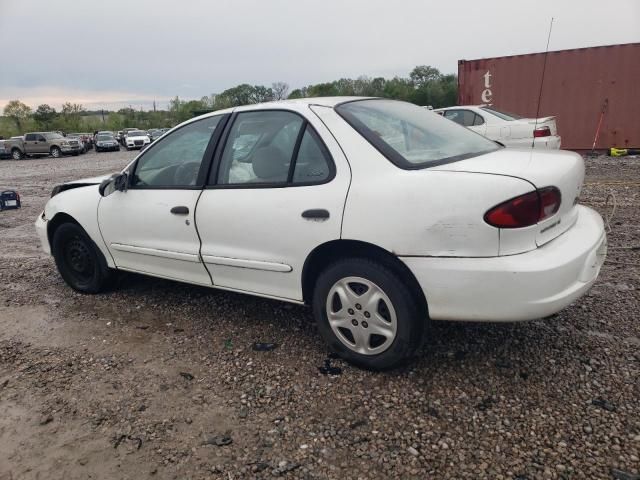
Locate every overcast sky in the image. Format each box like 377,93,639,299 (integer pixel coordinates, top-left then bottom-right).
1,0,638,111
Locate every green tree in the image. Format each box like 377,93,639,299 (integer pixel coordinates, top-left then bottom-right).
33,104,57,129
409,66,442,88
3,100,32,132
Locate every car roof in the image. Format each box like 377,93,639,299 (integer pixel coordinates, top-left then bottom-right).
211,96,375,116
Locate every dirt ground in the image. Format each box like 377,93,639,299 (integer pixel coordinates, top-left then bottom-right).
0,149,638,480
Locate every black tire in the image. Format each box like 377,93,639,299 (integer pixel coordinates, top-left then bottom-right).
52,223,116,293
11,149,22,160
50,146,61,158
312,258,425,370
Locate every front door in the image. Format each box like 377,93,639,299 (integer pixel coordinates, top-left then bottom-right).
98,115,226,285
196,109,350,301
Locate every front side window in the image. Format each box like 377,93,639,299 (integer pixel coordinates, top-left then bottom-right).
336,99,498,169
131,115,221,187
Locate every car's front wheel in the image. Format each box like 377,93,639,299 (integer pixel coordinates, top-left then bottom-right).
313,258,425,370
52,223,116,293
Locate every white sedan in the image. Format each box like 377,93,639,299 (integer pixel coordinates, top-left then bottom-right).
434,105,561,149
35,98,606,369
125,130,151,150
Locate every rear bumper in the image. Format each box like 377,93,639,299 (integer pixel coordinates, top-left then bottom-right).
401,205,606,322
533,135,561,149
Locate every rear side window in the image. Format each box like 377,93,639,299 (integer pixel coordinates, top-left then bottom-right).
444,109,477,127
336,100,498,169
215,111,333,186
293,126,331,183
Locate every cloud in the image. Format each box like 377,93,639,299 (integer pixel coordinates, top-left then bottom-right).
1,0,638,111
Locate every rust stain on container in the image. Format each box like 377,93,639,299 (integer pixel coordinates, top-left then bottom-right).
458,43,640,151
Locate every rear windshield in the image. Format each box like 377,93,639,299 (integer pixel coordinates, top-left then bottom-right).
336,99,498,169
480,106,523,121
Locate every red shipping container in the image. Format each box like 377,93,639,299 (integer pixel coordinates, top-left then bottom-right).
458,43,640,151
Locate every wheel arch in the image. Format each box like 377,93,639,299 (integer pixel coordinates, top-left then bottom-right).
301,239,428,315
48,211,113,272
47,212,81,247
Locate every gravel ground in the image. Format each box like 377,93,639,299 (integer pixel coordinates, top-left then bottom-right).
0,149,638,480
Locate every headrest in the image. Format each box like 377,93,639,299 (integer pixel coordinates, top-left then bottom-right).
251,145,290,181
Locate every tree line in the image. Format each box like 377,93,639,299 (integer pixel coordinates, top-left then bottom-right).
1,65,457,137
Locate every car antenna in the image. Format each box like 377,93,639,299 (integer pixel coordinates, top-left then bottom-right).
532,17,554,149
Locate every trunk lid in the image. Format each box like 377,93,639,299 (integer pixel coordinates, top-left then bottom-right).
432,148,584,248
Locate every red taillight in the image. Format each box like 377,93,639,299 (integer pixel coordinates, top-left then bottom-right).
484,187,561,228
533,126,551,138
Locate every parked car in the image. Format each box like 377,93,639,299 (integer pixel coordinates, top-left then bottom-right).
124,130,151,150
434,105,561,149
148,129,164,142
35,98,606,369
65,134,87,154
95,133,120,152
0,139,14,159
5,132,81,159
120,128,139,146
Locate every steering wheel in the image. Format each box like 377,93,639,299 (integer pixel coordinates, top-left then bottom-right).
173,162,200,186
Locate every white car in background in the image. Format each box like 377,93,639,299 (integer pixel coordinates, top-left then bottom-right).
35,98,605,369
434,105,561,149
125,130,151,150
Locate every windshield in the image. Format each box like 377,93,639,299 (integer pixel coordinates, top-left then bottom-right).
129,131,146,137
480,106,523,121
336,99,498,168
97,135,113,141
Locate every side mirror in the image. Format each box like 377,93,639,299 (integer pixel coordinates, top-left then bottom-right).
99,172,128,197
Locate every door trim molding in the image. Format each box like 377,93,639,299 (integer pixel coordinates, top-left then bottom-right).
201,254,292,272
110,243,200,263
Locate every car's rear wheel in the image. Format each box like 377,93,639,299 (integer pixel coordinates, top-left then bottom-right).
50,146,61,158
312,258,425,370
52,223,116,293
11,149,22,160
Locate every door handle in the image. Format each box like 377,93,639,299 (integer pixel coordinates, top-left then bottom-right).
170,206,189,215
302,209,330,219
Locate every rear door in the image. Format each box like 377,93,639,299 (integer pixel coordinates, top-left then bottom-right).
196,107,350,301
98,115,227,285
